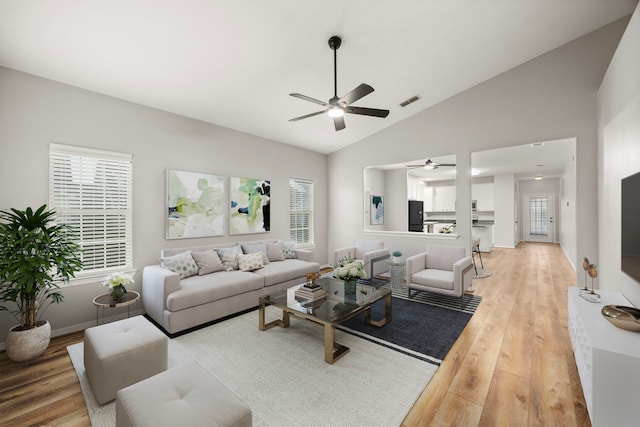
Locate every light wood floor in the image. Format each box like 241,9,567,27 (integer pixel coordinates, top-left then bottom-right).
0,243,588,426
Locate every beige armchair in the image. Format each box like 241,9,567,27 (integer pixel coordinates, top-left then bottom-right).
405,245,474,308
333,240,390,280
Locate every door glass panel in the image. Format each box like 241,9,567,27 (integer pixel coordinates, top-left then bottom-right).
529,196,548,236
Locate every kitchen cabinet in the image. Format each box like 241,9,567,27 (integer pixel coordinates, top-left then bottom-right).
433,185,456,212
472,182,494,211
472,224,493,252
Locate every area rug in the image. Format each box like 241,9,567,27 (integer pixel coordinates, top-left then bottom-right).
67,307,437,427
340,297,473,365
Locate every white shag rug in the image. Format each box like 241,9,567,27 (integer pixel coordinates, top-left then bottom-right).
67,307,436,427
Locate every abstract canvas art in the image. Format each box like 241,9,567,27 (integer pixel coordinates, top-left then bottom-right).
230,176,270,235
370,195,384,225
167,170,225,239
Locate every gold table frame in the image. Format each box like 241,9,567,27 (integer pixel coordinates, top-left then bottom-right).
259,280,391,364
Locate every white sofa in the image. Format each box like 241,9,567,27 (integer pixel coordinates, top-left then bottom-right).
143,239,320,334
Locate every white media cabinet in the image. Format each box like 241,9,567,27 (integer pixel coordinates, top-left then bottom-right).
567,287,640,426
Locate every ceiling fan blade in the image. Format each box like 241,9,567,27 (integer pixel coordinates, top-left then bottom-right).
340,83,374,106
289,93,328,107
345,106,390,118
333,115,346,131
289,110,326,122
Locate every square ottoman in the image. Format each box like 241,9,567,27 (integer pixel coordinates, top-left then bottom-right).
84,315,168,404
116,361,252,427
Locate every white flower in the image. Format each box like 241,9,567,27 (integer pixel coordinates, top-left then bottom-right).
102,272,134,288
333,255,367,281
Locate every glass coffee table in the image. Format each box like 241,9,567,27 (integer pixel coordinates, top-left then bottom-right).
259,277,392,364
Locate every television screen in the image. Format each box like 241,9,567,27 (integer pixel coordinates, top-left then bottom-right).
622,171,640,283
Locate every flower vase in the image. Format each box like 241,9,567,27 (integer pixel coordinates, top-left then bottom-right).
344,280,357,296
111,285,126,302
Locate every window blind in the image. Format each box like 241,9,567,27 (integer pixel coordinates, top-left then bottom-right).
49,143,133,276
289,178,313,245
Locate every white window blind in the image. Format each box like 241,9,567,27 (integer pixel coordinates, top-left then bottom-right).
289,178,313,245
49,143,133,277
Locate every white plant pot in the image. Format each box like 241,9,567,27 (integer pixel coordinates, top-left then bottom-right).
392,256,401,264
5,320,51,362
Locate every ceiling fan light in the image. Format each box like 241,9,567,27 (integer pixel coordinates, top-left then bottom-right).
328,106,344,118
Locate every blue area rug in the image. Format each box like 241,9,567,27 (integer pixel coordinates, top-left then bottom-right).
339,296,474,366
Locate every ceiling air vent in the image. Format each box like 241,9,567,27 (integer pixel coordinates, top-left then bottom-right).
399,95,421,107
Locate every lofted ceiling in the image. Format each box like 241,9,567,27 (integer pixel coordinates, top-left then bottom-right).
0,1,636,154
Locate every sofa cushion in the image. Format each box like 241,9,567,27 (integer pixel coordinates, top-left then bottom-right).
166,271,264,312
160,251,199,279
411,269,454,291
281,241,297,259
266,241,284,262
241,243,270,265
426,246,465,271
218,245,242,271
252,259,320,287
237,252,264,271
191,250,224,275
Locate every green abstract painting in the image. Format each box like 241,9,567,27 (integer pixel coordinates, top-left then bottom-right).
230,176,270,235
167,170,225,239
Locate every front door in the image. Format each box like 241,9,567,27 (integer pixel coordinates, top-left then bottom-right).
524,194,554,243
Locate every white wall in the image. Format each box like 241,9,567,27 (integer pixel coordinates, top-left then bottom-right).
559,150,577,268
494,174,516,248
0,67,328,344
597,4,640,306
384,168,409,232
328,18,629,270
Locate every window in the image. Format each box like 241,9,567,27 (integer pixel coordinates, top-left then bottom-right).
49,143,133,278
289,178,313,245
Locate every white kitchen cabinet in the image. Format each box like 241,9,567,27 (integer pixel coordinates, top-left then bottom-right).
472,224,493,252
567,287,640,426
472,182,494,211
433,185,456,211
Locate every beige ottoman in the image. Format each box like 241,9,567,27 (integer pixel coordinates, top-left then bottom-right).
84,315,168,404
116,361,252,427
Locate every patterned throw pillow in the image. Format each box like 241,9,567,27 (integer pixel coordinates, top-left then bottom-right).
266,241,284,262
190,249,224,275
160,251,199,279
281,241,297,259
237,252,264,271
241,243,270,265
218,245,243,271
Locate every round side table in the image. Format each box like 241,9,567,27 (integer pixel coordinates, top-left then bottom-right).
92,291,140,325
388,260,406,291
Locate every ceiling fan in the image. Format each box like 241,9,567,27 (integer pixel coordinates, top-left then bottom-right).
289,35,390,131
407,159,457,170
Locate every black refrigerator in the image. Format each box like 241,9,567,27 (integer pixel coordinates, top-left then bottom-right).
408,200,424,232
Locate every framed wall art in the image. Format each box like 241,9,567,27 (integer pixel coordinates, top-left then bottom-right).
166,169,225,239
229,176,270,235
370,195,384,225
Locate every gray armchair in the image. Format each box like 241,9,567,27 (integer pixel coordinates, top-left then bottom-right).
333,240,390,279
405,245,474,308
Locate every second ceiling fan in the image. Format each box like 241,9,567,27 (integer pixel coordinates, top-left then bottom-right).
289,35,389,131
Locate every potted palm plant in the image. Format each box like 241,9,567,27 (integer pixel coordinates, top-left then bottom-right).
0,205,82,361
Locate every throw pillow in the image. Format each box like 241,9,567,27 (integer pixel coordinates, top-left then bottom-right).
266,241,284,262
241,243,270,265
191,249,224,275
281,240,297,259
218,245,243,271
237,252,264,271
160,251,199,279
